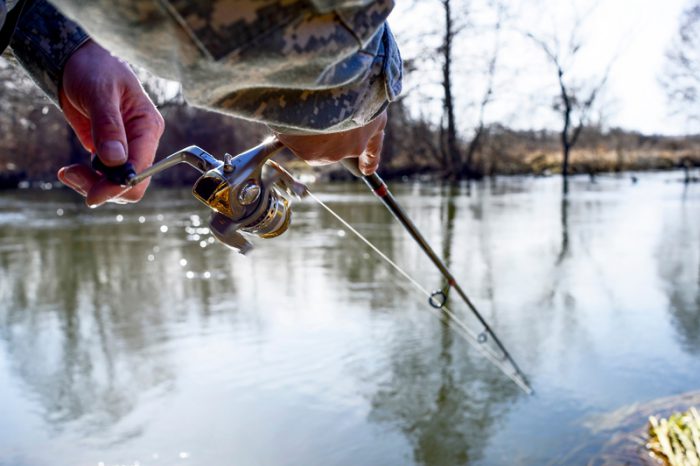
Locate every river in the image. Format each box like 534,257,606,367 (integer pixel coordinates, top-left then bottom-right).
0,172,698,465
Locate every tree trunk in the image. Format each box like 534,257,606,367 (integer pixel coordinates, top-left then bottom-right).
464,124,486,180
562,140,570,194
559,69,571,195
441,0,461,181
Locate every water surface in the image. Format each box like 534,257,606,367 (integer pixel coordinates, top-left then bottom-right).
0,172,698,465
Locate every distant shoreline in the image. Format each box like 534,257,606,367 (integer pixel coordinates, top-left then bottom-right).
3,166,697,191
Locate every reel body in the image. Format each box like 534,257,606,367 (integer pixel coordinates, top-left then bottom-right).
190,141,307,253
96,138,308,254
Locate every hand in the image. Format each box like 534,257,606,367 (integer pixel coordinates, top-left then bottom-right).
276,110,387,175
57,40,164,207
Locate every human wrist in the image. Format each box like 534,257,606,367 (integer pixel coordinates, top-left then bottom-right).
58,38,96,109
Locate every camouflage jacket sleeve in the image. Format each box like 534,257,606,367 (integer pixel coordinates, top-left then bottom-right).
33,0,402,134
187,0,404,135
260,20,403,135
8,0,89,99
308,0,382,13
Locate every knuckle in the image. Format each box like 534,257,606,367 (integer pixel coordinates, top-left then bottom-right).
132,107,166,135
150,111,166,135
92,110,123,133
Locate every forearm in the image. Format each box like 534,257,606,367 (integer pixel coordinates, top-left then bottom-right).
9,0,89,100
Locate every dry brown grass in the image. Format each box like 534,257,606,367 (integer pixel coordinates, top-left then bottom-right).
512,149,699,175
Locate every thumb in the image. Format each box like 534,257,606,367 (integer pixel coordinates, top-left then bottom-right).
87,94,128,167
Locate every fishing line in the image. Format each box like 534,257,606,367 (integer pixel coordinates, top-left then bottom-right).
306,191,533,394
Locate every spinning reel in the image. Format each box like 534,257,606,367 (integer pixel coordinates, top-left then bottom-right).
92,138,308,254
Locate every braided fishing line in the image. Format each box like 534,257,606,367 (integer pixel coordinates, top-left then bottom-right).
306,191,532,394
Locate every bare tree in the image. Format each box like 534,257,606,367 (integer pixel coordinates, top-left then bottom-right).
663,2,700,125
526,17,610,193
437,0,505,181
462,3,503,180
391,0,506,180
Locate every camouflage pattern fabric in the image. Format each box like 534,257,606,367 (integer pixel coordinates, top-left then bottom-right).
5,0,89,98
7,0,402,134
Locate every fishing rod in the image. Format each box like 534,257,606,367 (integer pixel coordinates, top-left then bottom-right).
93,137,532,394
338,159,532,395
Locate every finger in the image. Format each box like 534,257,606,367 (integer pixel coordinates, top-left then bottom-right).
117,105,163,202
359,129,384,175
87,105,163,205
57,164,100,197
86,178,133,207
61,97,96,153
86,90,129,168
125,108,163,169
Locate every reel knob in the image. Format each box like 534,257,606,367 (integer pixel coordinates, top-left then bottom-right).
237,181,261,206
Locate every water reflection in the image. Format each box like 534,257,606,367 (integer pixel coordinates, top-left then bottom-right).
657,192,700,354
0,175,699,465
558,197,570,264
368,328,519,465
0,195,221,438
367,182,520,466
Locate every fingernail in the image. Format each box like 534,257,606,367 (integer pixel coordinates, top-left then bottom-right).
98,141,127,165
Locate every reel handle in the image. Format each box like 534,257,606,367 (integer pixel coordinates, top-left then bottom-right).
91,156,136,186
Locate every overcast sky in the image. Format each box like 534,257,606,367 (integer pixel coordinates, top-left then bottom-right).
390,0,693,135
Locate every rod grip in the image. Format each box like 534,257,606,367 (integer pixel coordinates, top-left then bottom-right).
340,158,387,193
91,156,136,186
340,158,364,178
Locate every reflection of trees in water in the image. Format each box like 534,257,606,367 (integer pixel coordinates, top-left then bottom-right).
367,304,519,466
0,193,243,438
557,196,570,265
301,185,429,310
0,225,169,435
439,183,459,303
657,198,700,354
440,183,459,272
542,195,583,311
369,298,519,466
366,183,520,466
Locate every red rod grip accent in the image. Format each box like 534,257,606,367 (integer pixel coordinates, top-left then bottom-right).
374,184,388,198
